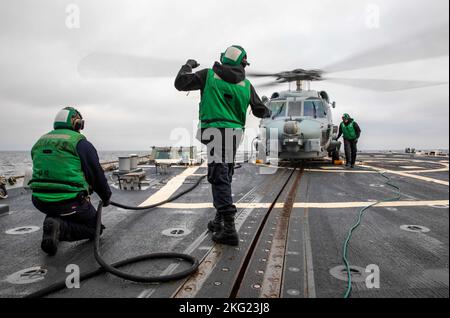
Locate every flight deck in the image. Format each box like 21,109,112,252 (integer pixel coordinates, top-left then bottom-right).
0,153,448,298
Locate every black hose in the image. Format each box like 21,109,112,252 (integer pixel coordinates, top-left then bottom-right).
25,174,207,298
93,202,199,283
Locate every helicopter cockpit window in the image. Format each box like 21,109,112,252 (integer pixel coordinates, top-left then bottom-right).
314,100,327,118
303,101,317,117
287,101,302,117
303,100,327,118
269,101,287,118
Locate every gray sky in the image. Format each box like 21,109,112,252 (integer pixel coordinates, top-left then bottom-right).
0,0,448,151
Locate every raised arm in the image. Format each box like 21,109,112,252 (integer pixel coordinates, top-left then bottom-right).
174,60,208,92
249,85,272,118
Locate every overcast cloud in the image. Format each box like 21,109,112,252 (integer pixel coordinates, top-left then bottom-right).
0,0,448,151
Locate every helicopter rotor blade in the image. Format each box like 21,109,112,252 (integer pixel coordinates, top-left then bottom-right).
253,78,290,90
78,53,183,79
322,24,449,74
246,71,281,78
324,77,448,92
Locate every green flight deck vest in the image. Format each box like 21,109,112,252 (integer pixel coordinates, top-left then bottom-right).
29,129,90,202
199,69,251,129
341,121,358,140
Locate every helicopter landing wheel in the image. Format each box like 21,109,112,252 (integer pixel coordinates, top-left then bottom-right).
331,150,340,162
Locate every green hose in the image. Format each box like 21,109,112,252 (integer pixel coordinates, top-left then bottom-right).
342,169,402,298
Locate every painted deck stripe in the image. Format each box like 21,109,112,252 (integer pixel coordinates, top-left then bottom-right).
306,167,448,174
138,165,205,207
305,169,377,174
151,200,449,210
409,168,449,173
360,164,449,186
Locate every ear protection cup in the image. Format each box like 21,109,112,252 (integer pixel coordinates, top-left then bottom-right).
70,109,84,131
73,119,85,131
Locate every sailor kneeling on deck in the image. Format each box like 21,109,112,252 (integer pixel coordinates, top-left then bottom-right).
29,107,112,256
175,46,271,246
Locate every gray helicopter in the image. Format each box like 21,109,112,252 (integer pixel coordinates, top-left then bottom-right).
251,70,341,162
77,24,448,164
247,62,447,163
245,23,448,163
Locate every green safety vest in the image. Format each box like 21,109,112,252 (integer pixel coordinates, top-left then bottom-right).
29,129,90,202
199,69,251,129
341,121,357,140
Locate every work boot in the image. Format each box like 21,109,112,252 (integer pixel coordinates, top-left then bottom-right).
41,218,61,256
207,212,223,233
212,213,239,246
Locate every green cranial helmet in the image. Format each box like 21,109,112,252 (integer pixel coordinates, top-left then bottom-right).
342,113,351,120
54,107,84,131
221,45,249,66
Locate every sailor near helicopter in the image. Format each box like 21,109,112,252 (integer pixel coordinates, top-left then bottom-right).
28,45,361,256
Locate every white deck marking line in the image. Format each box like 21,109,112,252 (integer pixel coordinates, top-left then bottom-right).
138,164,205,207
305,169,377,174
409,168,449,174
155,200,449,209
363,158,448,166
292,200,449,209
360,164,449,186
360,159,448,174
319,166,345,170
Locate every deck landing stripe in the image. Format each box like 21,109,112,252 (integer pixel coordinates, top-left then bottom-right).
147,200,449,210
138,165,205,207
360,164,449,186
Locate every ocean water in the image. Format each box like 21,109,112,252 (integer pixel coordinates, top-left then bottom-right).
0,151,151,177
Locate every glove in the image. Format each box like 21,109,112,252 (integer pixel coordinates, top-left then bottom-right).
265,109,272,118
186,59,200,69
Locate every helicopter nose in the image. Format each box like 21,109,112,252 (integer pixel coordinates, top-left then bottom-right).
284,121,299,135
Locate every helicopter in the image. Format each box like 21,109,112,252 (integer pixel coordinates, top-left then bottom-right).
242,24,448,163
250,71,342,162
246,64,447,163
77,24,448,163
247,63,446,163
